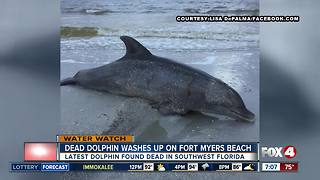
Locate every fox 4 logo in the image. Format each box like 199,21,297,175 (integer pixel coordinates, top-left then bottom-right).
261,145,296,159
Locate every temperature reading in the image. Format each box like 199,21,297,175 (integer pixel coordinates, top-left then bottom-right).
232,163,242,171
144,164,152,170
143,163,154,171
187,163,198,171
285,163,293,170
280,163,298,172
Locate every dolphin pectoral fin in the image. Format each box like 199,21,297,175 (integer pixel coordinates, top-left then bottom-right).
150,101,175,115
158,106,177,115
151,101,188,115
120,36,152,58
159,106,189,116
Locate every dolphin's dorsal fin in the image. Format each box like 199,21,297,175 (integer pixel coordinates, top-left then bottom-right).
120,36,152,58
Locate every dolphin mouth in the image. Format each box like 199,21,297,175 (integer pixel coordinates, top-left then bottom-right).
201,107,255,122
230,108,255,122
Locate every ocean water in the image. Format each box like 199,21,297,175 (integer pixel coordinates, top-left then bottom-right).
61,0,259,142
61,0,259,59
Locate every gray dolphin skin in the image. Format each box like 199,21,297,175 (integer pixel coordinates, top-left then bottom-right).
61,36,255,122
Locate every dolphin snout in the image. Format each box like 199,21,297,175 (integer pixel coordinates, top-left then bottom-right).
233,107,255,122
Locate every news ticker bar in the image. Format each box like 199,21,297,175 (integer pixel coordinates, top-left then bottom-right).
11,162,259,172
11,162,298,172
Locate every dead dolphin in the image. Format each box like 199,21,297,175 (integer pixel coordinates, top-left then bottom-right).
61,36,255,122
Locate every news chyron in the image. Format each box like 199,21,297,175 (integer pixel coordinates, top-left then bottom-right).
10,135,297,173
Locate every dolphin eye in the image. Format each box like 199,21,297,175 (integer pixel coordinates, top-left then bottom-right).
74,72,80,77
75,70,84,77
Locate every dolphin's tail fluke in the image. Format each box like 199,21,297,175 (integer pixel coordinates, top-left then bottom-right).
60,77,76,86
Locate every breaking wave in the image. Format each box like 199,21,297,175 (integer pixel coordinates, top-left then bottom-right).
62,8,114,15
184,8,259,15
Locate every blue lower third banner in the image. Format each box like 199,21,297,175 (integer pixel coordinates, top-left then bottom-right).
10,162,258,172
58,143,258,161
